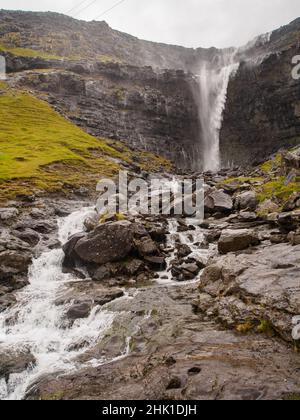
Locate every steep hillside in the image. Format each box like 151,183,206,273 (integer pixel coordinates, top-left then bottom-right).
0,9,218,71
0,85,171,202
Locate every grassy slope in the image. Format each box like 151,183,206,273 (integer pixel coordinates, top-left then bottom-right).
222,151,300,212
0,90,171,202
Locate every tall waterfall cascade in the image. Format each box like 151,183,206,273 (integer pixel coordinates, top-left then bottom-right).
196,52,240,172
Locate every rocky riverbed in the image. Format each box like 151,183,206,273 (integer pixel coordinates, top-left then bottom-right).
0,149,300,400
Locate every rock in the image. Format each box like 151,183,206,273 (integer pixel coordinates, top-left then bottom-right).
143,256,166,271
283,193,300,212
135,236,158,257
204,230,221,243
62,232,86,268
74,221,134,265
208,190,233,214
176,244,192,258
92,265,111,282
148,226,167,243
257,199,281,216
218,229,260,254
66,302,91,320
0,208,19,222
199,243,300,342
0,350,36,380
277,210,300,233
83,211,99,232
124,259,144,276
0,250,32,275
235,191,257,211
288,230,300,246
12,229,40,247
270,232,288,244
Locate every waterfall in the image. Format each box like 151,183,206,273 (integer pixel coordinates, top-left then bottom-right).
196,53,239,172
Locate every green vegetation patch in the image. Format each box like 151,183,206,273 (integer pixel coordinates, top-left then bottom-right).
0,92,121,200
0,91,172,202
0,43,62,60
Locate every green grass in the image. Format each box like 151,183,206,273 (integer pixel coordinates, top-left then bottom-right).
0,43,62,60
0,91,172,201
257,177,300,203
0,92,121,200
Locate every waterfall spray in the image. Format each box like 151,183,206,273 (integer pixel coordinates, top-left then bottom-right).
196,53,239,172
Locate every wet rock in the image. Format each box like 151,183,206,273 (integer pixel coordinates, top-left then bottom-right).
143,256,166,271
0,250,32,275
235,191,257,211
176,244,192,259
92,265,111,282
124,259,144,276
83,211,99,232
0,208,19,222
199,243,300,342
135,236,158,257
218,229,260,254
0,350,36,380
62,232,86,269
74,221,134,265
12,229,40,247
66,302,91,320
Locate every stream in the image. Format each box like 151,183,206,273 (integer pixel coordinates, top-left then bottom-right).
0,196,213,400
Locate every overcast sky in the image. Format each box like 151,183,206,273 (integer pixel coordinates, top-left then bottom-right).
1,0,300,48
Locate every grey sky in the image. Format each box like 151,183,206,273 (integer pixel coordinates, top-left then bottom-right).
1,0,300,48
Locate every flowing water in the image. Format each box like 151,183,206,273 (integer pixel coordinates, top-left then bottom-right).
0,207,119,400
0,192,213,400
196,54,239,172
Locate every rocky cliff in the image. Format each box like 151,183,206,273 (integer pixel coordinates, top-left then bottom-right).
221,19,300,167
1,9,300,169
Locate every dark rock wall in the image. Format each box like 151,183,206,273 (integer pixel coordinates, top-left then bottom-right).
14,62,201,168
220,45,300,167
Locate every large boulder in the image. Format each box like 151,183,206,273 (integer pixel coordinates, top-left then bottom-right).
218,229,260,254
198,243,300,342
235,191,257,211
206,190,233,214
74,221,134,265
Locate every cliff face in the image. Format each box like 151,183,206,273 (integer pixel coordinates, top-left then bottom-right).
8,61,200,168
1,10,300,169
221,19,300,167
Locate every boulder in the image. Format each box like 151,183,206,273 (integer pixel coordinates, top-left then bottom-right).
0,350,36,380
235,191,257,211
74,221,134,265
208,190,233,214
143,256,166,271
12,229,40,247
218,229,260,254
0,208,19,222
0,250,32,275
199,243,300,342
66,302,91,320
277,210,300,233
135,236,158,257
283,193,300,212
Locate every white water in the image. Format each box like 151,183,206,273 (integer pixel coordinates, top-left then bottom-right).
196,54,239,172
0,207,117,400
